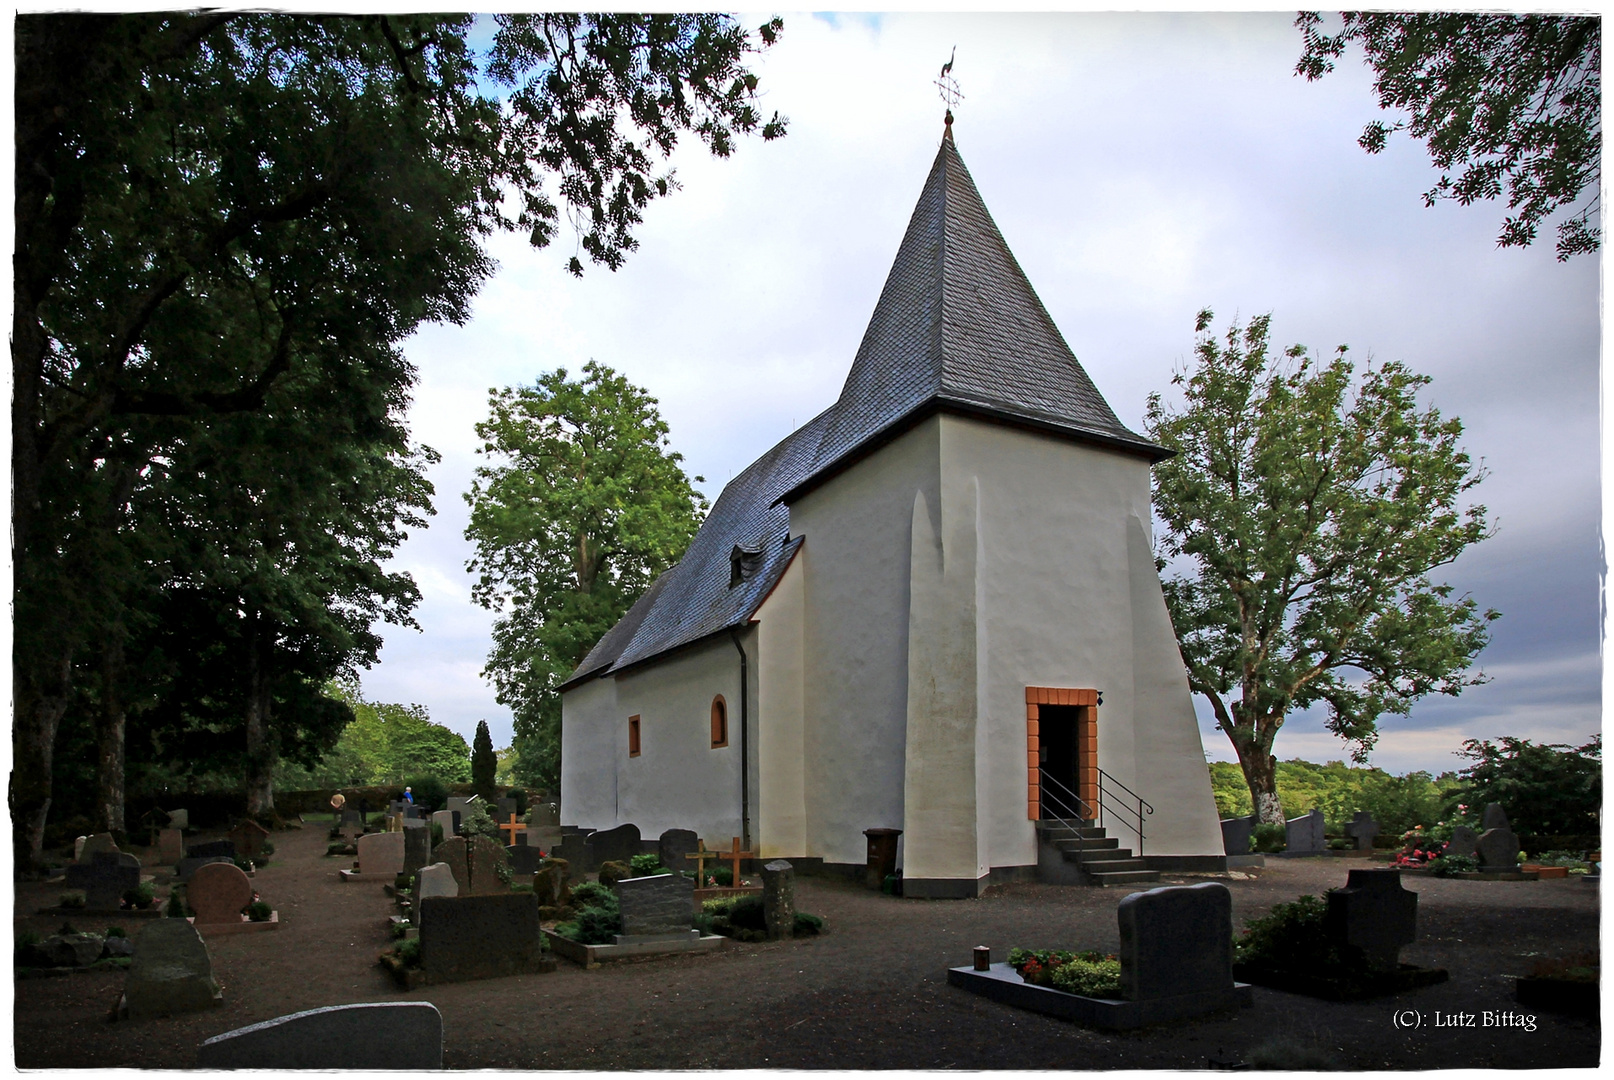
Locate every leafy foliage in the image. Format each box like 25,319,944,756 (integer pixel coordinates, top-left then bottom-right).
630,853,666,876
555,881,621,945
457,803,502,845
1235,894,1359,972
1148,310,1496,821
1208,759,1450,838
465,362,708,789
273,683,470,788
1427,853,1479,877
1453,735,1601,836
1007,948,1123,998
1297,12,1600,258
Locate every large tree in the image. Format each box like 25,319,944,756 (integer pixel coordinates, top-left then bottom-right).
1453,735,1601,838
1146,310,1498,823
1297,12,1600,259
465,362,709,791
12,12,786,870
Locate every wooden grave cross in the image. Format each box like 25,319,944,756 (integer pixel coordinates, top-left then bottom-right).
499,813,526,846
686,840,719,884
722,836,757,888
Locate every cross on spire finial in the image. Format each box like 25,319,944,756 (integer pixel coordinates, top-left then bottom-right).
934,47,963,138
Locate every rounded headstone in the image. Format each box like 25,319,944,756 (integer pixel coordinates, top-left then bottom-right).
188,861,255,924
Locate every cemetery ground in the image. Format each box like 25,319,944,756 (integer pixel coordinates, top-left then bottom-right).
14,820,1598,1070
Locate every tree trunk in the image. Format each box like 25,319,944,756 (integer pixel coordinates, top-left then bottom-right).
11,650,73,874
96,631,127,840
244,618,276,816
1234,741,1284,825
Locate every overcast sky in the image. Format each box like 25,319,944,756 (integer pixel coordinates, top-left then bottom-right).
363,10,1601,779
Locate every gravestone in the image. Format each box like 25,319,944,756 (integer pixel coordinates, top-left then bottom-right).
1284,809,1325,854
198,1002,443,1069
468,836,512,895
559,828,596,872
403,823,434,880
1219,816,1254,856
614,873,696,943
431,809,456,838
1476,826,1520,869
418,893,549,983
445,795,481,817
177,855,235,882
497,796,519,822
1481,803,1511,831
78,832,121,864
506,845,544,875
415,862,459,901
1446,825,1479,859
1117,882,1235,1002
356,831,405,876
433,837,473,895
527,825,562,854
1325,868,1417,971
587,823,641,870
532,858,571,908
659,829,700,873
340,809,364,834
74,836,87,862
123,919,223,1019
158,828,184,866
189,861,255,925
228,819,271,860
166,808,189,830
761,860,796,941
187,839,237,861
65,851,140,910
529,802,560,828
1343,811,1380,851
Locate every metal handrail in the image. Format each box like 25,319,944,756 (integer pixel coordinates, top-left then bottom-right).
1037,767,1095,864
1096,767,1154,856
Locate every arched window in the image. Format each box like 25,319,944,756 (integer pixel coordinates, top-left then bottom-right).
710,695,729,748
628,714,641,757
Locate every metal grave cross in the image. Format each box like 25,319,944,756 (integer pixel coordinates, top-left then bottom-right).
499,813,526,846
722,836,758,888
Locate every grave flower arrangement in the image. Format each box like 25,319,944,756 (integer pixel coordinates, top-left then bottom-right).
1005,948,1122,998
1391,826,1446,867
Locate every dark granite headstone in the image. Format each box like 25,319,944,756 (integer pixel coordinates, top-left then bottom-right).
1476,827,1520,869
1445,825,1479,859
1343,811,1380,851
1325,868,1417,971
198,1002,443,1069
1284,809,1325,854
497,796,518,822
658,829,700,873
1219,816,1254,856
559,828,596,872
586,823,641,869
418,893,547,983
1117,882,1234,1002
186,839,237,860
403,823,433,880
761,860,796,941
227,820,271,859
615,873,696,942
506,845,544,875
177,855,235,882
1481,803,1511,831
65,851,140,910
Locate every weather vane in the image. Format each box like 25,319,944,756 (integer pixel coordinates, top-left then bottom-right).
934,46,963,130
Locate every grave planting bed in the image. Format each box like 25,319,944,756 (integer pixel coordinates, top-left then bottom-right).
11,826,1601,1070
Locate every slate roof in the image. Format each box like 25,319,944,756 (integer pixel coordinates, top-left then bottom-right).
562,133,1162,688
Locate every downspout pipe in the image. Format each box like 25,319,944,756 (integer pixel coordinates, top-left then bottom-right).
730,628,751,852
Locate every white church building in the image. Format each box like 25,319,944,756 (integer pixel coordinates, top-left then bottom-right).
559,130,1225,896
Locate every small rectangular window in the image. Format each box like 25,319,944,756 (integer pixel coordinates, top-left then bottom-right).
628,714,641,757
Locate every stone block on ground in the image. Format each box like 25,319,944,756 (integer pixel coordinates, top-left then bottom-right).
1326,868,1417,972
761,860,796,941
188,861,255,925
123,919,223,1019
356,831,405,876
1284,809,1325,854
197,1002,443,1069
1117,882,1235,1002
418,893,549,984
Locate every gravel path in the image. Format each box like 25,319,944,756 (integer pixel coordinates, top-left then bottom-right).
13,820,1600,1069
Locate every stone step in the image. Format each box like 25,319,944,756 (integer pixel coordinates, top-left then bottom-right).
1087,869,1161,886
1062,846,1134,864
1054,837,1121,853
1076,857,1149,874
1034,823,1106,840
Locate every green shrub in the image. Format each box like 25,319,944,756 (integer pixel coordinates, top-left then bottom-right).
1048,955,1123,998
396,937,422,967
103,926,127,938
630,853,666,876
793,912,824,936
1235,894,1361,973
165,891,187,917
232,856,254,872
404,775,450,813
1428,854,1479,877
59,892,85,909
570,882,616,910
258,840,275,857
727,895,766,931
430,822,444,847
701,896,737,915
1251,824,1287,854
458,803,501,844
124,881,157,910
706,865,734,887
245,900,272,922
